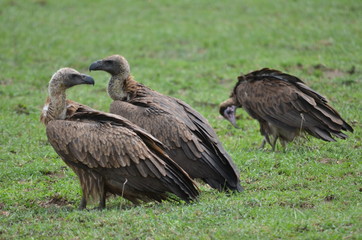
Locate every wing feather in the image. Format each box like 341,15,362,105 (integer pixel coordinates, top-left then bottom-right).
46,119,165,177
110,91,242,192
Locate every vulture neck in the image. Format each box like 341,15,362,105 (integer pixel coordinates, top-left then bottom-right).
46,87,67,123
108,74,138,101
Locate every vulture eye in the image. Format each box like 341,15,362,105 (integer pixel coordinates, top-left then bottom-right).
104,60,113,64
70,74,79,79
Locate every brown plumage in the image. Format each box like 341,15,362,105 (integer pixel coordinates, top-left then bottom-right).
89,55,243,192
41,68,199,209
219,68,354,150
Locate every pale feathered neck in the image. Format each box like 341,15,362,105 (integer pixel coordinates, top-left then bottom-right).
42,82,67,124
108,74,137,101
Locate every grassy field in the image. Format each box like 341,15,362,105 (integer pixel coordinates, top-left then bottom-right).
0,0,361,239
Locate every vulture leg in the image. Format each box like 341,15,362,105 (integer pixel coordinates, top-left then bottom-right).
259,123,272,150
271,136,279,151
261,134,272,150
97,191,106,210
79,195,87,210
280,139,287,153
260,138,267,149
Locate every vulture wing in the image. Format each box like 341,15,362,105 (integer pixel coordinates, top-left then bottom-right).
46,110,199,204
111,88,242,192
235,69,353,141
40,98,96,125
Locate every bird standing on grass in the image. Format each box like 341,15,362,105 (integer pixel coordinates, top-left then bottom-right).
41,68,199,210
219,68,353,150
89,55,243,192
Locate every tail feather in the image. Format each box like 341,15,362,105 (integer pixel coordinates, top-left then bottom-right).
163,165,199,202
308,127,336,142
342,121,354,132
200,146,243,192
314,105,343,126
310,109,344,132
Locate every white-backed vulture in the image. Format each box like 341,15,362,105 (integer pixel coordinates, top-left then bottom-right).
89,55,243,192
219,68,354,150
41,68,199,209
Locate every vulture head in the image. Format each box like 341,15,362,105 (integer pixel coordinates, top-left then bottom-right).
41,68,94,125
89,55,130,76
219,98,239,128
49,68,94,93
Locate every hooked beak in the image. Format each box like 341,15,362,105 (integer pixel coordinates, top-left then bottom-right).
82,74,95,85
89,60,103,71
223,105,240,129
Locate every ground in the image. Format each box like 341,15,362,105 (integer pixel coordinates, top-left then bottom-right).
0,0,361,239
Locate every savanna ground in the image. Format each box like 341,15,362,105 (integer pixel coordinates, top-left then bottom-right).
0,0,361,239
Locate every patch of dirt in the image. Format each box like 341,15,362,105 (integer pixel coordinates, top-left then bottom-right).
324,195,336,202
226,63,238,69
341,79,357,86
305,176,322,182
318,158,341,164
14,104,29,115
295,225,310,232
314,222,353,233
278,201,315,209
0,211,10,217
38,139,50,146
317,39,333,47
346,66,356,75
0,78,13,86
34,0,48,6
39,195,72,208
39,169,66,179
5,1,17,7
245,199,262,207
283,63,356,80
273,163,281,169
299,202,315,209
244,178,257,184
313,64,345,79
343,172,356,177
17,179,28,184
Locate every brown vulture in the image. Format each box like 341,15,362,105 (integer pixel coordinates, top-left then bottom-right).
219,68,354,150
89,55,243,192
41,68,199,209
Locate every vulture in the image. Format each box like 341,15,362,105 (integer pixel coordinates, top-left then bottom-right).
89,55,243,192
219,68,354,150
41,68,199,209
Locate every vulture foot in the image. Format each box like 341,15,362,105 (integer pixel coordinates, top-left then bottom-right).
78,196,87,210
259,138,267,149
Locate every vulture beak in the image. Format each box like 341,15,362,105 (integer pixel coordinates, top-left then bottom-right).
89,60,103,71
64,73,95,88
82,74,95,85
223,105,240,129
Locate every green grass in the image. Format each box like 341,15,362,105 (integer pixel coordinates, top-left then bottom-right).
0,0,361,239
